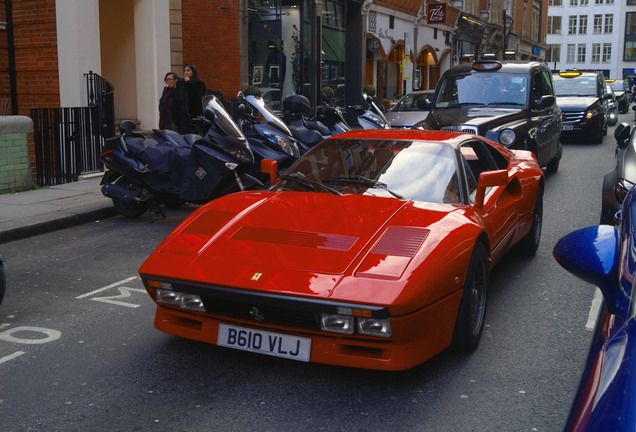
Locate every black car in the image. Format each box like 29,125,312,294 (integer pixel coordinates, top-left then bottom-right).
553,71,612,143
607,79,631,114
601,123,636,224
414,61,563,172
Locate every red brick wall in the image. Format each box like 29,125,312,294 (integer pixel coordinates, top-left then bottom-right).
0,1,9,105
12,0,59,115
182,0,241,95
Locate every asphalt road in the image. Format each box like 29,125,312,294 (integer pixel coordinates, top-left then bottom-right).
0,115,625,432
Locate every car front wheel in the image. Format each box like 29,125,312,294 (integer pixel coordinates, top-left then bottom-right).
517,185,543,256
451,242,488,352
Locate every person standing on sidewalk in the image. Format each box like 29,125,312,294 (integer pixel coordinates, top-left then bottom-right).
173,64,206,134
159,72,179,131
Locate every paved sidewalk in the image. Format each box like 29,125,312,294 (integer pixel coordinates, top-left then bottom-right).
0,175,117,244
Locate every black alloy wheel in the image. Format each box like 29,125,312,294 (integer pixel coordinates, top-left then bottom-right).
451,242,488,352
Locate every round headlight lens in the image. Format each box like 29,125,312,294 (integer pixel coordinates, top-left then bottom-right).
499,129,516,146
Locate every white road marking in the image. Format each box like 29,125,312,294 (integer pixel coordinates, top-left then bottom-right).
586,288,603,331
76,276,139,299
0,351,25,365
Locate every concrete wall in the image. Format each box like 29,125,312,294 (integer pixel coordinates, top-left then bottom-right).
0,116,34,193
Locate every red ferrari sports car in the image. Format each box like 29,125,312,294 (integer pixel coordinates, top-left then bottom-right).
139,129,544,370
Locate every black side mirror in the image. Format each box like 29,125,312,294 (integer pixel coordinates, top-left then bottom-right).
615,122,631,150
534,95,555,110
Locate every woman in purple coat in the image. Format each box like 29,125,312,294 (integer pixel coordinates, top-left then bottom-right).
159,72,178,130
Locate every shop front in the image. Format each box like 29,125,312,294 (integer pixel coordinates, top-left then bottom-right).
246,0,363,112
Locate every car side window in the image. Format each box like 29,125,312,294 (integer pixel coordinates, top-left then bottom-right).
459,140,498,202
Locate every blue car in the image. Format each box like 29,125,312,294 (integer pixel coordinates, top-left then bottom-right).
554,187,636,430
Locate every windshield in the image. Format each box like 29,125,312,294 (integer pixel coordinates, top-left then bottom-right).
434,72,528,108
246,95,293,137
392,92,434,112
270,138,462,203
553,75,598,97
609,81,627,93
203,96,246,141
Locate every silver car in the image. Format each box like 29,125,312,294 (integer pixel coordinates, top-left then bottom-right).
386,90,434,128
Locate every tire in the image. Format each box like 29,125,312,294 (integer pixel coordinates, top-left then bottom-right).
451,242,488,352
112,177,149,218
546,155,560,173
0,261,5,306
517,185,543,256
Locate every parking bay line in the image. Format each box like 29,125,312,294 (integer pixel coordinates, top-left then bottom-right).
76,276,139,299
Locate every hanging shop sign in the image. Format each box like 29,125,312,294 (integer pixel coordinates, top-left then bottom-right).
368,37,381,52
455,13,486,45
427,3,447,25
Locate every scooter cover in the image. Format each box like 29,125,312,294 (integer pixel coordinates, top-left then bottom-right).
179,144,229,201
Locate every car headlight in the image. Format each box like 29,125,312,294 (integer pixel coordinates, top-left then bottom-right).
357,317,392,337
320,312,392,338
155,288,206,312
499,129,516,146
320,314,354,334
263,129,300,157
585,108,600,119
615,179,635,203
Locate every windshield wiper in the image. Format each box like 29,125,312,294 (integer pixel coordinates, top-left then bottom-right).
484,102,525,106
457,102,487,108
279,173,342,195
323,176,404,199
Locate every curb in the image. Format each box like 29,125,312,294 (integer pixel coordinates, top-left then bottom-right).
0,207,118,245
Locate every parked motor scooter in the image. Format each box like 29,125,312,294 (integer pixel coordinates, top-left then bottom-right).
282,94,351,154
357,92,390,129
99,94,263,218
234,92,300,181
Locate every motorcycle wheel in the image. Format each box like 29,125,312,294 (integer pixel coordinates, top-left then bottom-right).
112,177,150,218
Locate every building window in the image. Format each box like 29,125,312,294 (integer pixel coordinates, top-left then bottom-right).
593,15,602,34
569,16,577,35
546,44,561,62
368,10,376,33
595,0,602,4
567,44,576,63
549,0,562,4
580,0,588,4
603,43,612,62
626,13,636,61
579,15,587,34
548,16,562,34
592,43,601,62
389,15,394,30
570,0,578,5
607,0,614,4
605,15,613,34
577,44,586,63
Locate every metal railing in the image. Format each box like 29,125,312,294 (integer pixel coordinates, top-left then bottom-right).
30,71,115,186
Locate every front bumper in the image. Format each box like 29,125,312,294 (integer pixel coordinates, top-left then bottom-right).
151,289,462,371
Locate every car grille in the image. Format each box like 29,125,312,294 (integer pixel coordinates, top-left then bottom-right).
440,125,479,134
202,296,320,329
561,111,585,124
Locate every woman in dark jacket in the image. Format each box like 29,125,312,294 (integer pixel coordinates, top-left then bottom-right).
173,64,206,134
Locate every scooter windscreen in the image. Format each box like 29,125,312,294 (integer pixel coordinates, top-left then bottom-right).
246,95,294,137
204,96,248,143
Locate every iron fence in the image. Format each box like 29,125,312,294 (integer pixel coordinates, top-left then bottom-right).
31,71,114,186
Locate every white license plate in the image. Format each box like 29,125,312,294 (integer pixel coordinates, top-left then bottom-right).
562,125,574,131
217,324,311,362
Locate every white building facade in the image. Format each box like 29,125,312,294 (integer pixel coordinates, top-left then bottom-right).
546,0,622,79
